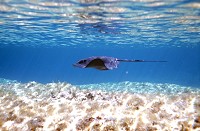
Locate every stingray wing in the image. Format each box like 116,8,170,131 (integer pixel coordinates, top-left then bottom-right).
99,56,119,70
86,58,108,70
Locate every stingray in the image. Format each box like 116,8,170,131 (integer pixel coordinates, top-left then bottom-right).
73,56,166,70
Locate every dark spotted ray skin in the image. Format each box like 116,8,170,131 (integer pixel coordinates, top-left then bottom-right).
73,56,166,70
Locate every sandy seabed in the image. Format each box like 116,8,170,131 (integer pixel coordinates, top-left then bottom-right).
0,81,200,131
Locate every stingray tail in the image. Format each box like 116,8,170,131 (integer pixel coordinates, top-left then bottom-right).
117,59,167,62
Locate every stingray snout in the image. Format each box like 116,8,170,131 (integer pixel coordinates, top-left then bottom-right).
73,63,86,68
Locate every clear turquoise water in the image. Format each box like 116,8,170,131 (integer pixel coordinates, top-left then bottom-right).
0,1,200,130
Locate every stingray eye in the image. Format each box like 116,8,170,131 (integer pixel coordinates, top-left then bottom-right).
78,60,86,64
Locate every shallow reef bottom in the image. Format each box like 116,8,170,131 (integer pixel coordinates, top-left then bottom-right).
0,81,200,131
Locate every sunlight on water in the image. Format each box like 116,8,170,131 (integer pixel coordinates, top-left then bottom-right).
0,0,200,47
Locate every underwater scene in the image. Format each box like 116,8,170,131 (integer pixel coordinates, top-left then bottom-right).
0,0,200,130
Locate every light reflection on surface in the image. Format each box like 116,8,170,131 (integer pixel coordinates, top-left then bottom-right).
0,0,199,47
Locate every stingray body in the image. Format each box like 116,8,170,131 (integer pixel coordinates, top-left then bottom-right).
73,56,166,70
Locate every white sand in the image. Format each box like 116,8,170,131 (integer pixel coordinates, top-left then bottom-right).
0,81,200,130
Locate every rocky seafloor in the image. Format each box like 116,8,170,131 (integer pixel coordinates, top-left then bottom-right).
0,80,200,131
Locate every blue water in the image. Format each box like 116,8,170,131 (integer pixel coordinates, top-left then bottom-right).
0,1,200,130
0,0,200,87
